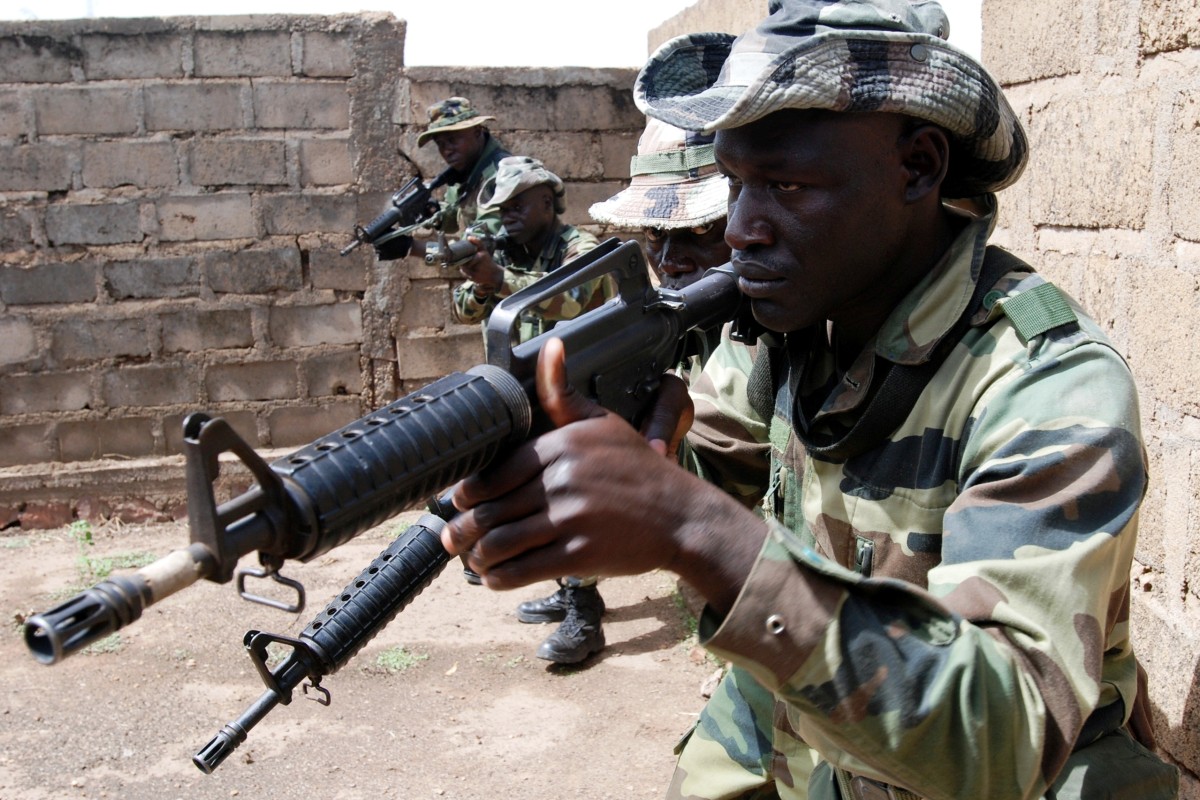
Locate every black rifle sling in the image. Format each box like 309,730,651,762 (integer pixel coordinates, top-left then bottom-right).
747,246,1036,463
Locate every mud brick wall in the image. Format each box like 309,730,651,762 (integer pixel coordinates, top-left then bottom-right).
0,14,642,524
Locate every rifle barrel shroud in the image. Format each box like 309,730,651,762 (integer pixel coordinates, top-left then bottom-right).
21,238,744,769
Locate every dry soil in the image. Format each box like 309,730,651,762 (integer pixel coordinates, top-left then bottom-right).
0,512,721,799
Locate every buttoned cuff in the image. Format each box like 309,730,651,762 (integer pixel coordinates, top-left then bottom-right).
698,519,862,692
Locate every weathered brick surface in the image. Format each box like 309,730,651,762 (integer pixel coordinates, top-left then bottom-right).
206,360,299,402
303,349,363,397
80,31,184,80
160,307,255,352
58,417,156,460
0,372,93,414
0,143,77,192
298,136,354,186
82,140,178,189
252,80,350,129
144,81,248,132
189,137,288,186
155,194,257,241
269,303,363,347
193,30,293,78
299,30,356,78
33,86,140,136
259,193,356,235
202,246,302,293
0,33,81,83
0,423,53,467
102,363,198,407
104,256,200,300
45,201,143,246
50,316,153,365
310,243,369,291
0,262,97,305
0,317,38,366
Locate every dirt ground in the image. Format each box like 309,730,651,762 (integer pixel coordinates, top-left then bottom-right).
0,512,722,800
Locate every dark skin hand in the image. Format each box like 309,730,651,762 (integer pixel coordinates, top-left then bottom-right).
444,109,956,615
442,337,764,615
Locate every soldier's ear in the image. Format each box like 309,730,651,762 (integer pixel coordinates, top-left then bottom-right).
898,122,949,204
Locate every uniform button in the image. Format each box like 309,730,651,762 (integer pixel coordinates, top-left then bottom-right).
765,614,786,635
910,43,929,62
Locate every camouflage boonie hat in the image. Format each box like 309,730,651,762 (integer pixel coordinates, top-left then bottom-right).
417,96,496,147
588,118,728,230
634,0,1028,198
479,156,566,214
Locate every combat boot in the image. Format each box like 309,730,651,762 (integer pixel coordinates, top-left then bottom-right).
516,579,606,624
535,584,606,664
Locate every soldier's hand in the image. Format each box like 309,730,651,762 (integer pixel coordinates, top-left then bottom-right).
442,338,764,614
458,240,504,294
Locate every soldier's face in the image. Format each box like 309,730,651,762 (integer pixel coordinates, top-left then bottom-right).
500,186,555,245
715,109,914,334
642,220,730,290
433,128,485,172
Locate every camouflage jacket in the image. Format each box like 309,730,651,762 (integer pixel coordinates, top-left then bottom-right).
452,222,613,343
439,134,510,237
682,199,1161,799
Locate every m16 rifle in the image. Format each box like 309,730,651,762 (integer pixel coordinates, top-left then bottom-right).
21,238,756,772
423,224,508,270
339,167,455,259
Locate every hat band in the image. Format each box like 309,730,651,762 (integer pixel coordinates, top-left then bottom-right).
630,143,717,176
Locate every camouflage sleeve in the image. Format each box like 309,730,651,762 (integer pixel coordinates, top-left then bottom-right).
699,334,1145,800
452,280,496,323
681,331,771,509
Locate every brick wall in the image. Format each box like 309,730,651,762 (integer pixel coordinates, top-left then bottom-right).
0,14,641,524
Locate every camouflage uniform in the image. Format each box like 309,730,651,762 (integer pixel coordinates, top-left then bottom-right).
670,200,1178,800
438,134,509,238
417,97,511,237
452,221,606,343
452,156,614,345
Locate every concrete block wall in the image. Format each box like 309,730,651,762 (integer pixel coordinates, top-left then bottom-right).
985,0,1200,791
0,14,642,525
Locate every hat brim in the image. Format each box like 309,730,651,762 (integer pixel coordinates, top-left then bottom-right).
417,115,496,147
589,173,728,229
635,31,1027,197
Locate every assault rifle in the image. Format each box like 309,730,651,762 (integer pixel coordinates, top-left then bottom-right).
23,239,748,675
424,225,507,270
339,167,455,259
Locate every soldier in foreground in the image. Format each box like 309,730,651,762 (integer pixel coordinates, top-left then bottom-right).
442,0,1181,797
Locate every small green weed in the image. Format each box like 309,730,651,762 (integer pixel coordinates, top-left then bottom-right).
371,646,428,673
672,588,699,640
82,633,123,655
68,520,156,587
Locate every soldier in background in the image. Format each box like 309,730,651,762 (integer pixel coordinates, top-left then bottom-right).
454,156,615,665
589,116,733,380
382,96,511,262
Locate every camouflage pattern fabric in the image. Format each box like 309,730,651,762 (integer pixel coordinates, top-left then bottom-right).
417,96,496,147
634,0,1028,198
671,198,1179,799
479,156,567,214
438,134,510,237
452,222,613,344
588,118,728,230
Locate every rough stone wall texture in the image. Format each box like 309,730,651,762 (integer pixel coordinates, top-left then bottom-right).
985,0,1200,792
0,14,640,526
